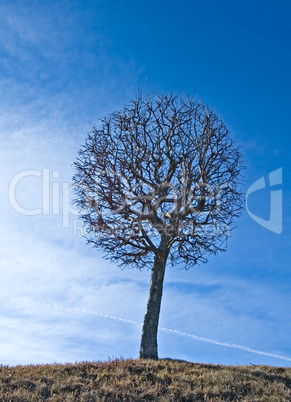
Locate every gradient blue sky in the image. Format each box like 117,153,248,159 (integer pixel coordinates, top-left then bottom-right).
0,0,290,367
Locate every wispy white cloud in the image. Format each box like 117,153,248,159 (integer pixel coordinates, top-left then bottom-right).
1,102,290,367
5,297,291,364
1,109,290,367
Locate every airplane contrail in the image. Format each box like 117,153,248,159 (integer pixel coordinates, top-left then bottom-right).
11,297,291,363
158,327,291,362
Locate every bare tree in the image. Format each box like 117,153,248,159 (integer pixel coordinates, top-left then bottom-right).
73,92,244,360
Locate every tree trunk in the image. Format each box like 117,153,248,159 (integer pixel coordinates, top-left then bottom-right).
139,239,169,359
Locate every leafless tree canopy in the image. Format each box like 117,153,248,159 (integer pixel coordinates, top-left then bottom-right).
73,93,243,270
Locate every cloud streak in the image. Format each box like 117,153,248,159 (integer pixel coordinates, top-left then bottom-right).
159,328,291,363
12,297,291,364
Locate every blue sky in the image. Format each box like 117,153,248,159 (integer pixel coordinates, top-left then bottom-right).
0,0,290,366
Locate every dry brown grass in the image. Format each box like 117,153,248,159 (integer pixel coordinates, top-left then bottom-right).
0,358,290,401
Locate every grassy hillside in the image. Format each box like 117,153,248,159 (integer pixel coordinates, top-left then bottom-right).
0,358,290,401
